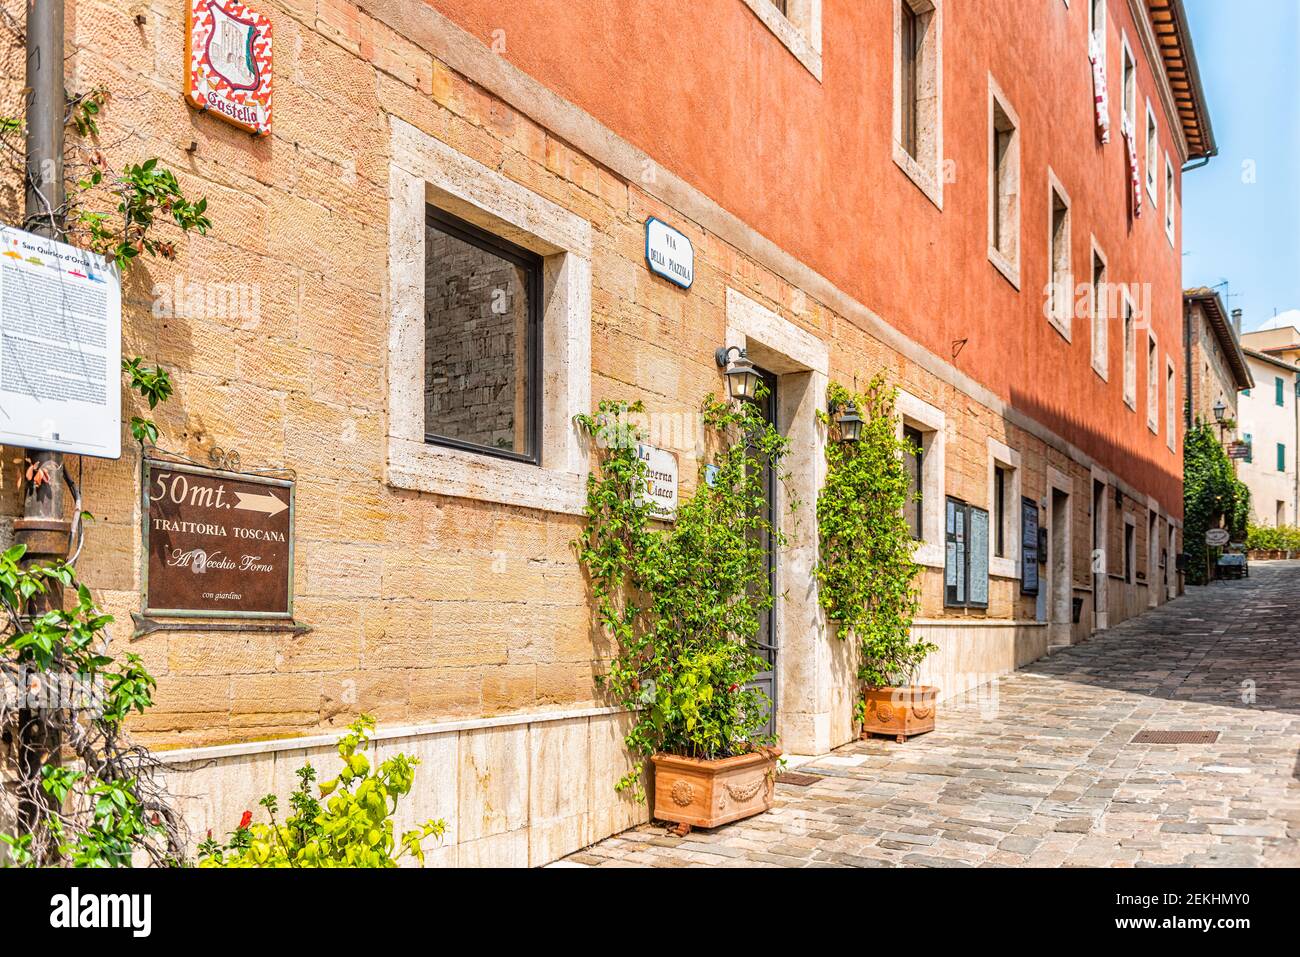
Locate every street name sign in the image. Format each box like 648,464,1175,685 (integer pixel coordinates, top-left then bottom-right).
186,0,274,136
143,460,295,618
645,217,694,289
0,225,121,459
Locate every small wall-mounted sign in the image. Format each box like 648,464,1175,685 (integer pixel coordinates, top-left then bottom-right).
186,0,273,136
143,459,295,618
0,225,121,459
645,217,694,289
636,444,679,521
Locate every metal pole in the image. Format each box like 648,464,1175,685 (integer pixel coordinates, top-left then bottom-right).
14,0,69,856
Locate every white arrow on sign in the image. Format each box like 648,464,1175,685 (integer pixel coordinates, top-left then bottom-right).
233,490,288,517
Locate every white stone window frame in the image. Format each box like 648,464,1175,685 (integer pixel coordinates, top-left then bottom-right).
987,438,1022,580
1089,234,1108,381
386,116,592,515
1144,99,1159,203
1146,329,1159,433
896,390,946,569
1045,167,1073,341
742,0,823,81
891,0,944,210
987,73,1021,290
1089,0,1107,66
1164,151,1176,246
1165,355,1177,452
1122,285,1137,411
1120,32,1136,128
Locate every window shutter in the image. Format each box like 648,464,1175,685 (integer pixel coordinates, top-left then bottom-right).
1278,443,1286,473
1277,377,1285,406
1244,434,1252,463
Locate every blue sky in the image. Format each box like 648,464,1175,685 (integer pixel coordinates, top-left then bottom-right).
1182,0,1300,331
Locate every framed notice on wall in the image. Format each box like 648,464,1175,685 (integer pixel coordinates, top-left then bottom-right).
0,225,121,459
143,459,295,619
1020,497,1040,596
945,497,989,610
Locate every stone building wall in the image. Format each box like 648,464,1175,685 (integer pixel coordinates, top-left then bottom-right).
0,0,1186,864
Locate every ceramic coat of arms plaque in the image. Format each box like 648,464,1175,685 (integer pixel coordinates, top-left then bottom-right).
185,0,273,136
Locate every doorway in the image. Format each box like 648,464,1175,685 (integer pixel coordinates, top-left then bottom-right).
1050,485,1072,648
747,366,779,739
1091,478,1107,630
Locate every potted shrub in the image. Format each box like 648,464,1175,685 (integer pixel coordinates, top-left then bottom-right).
575,393,788,831
816,378,938,743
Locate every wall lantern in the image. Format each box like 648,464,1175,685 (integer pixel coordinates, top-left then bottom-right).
1212,398,1227,424
715,346,762,402
835,403,865,442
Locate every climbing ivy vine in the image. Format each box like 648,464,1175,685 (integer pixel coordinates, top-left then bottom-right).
815,378,933,694
575,393,790,800
1183,421,1251,585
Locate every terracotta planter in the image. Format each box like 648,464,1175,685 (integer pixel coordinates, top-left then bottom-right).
861,685,938,743
651,748,781,829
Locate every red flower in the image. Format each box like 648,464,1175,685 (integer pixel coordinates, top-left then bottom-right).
238,810,253,830
729,684,739,693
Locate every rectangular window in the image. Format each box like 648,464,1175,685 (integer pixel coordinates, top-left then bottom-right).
1123,293,1136,408
424,206,542,464
1089,0,1106,52
893,0,942,206
1121,37,1136,125
988,76,1020,285
1047,172,1071,337
900,2,919,159
1091,242,1107,378
994,466,1007,557
1278,442,1286,473
904,425,924,539
1124,522,1135,584
1164,154,1175,242
945,497,989,609
770,0,787,14
1145,101,1158,201
1147,335,1159,432
1276,376,1285,407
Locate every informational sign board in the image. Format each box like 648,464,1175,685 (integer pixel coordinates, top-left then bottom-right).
1020,497,1040,596
1227,442,1250,460
644,217,694,289
186,0,274,136
1204,527,1230,547
635,444,678,521
143,460,294,618
945,498,989,609
0,225,121,459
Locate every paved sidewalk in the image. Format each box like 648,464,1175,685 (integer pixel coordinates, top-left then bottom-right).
563,562,1300,867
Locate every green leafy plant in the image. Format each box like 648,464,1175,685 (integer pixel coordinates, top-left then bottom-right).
575,393,790,800
78,158,210,269
121,356,174,446
197,716,447,868
815,378,932,697
1183,421,1251,585
0,545,178,867
1245,523,1300,552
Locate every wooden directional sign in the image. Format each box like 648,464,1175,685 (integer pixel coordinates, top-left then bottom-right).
143,460,294,618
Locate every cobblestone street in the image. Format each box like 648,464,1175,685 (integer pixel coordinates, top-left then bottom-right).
564,563,1300,868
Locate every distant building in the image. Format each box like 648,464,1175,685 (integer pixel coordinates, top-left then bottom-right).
1182,288,1253,431
1240,325,1300,526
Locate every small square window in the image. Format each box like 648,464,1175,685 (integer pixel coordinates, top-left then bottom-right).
424,207,542,464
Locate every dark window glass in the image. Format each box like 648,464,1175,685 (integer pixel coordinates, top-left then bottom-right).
770,0,788,15
424,207,541,463
901,2,920,159
904,425,924,539
994,466,1007,557
1124,524,1135,583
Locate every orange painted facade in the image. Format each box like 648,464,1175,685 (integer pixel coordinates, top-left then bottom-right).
429,0,1189,515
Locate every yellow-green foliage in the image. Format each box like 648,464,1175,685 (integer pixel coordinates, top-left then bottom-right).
198,716,446,868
